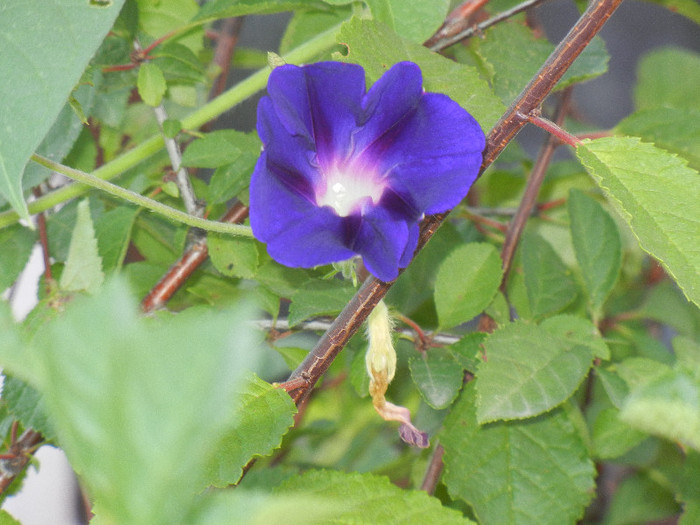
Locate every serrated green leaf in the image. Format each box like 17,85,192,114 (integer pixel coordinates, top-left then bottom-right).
194,0,329,21
152,42,205,85
577,136,700,307
477,321,594,422
521,232,578,318
203,374,296,488
591,406,647,459
2,375,56,442
181,130,259,169
596,365,630,409
365,0,450,43
137,62,167,107
288,280,355,326
277,470,476,524
616,107,700,170
208,234,259,279
434,243,502,330
448,332,486,373
28,279,259,525
541,314,610,360
0,0,125,221
442,384,595,525
568,190,622,315
94,206,139,273
620,368,700,451
409,349,463,409
475,22,608,105
60,200,104,294
335,17,505,132
0,225,37,291
635,47,700,111
22,70,101,190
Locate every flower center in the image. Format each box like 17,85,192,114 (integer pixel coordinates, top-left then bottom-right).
316,167,385,217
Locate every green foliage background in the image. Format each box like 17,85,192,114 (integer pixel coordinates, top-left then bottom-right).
0,1,699,524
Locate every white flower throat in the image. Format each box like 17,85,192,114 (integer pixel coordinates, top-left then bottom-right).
316,167,385,217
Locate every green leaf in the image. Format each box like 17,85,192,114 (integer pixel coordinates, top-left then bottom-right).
0,225,37,291
94,206,139,273
434,243,503,330
605,471,680,525
208,234,259,280
620,368,700,452
336,17,505,132
475,22,608,105
365,0,450,43
409,348,464,409
203,374,296,487
276,470,476,524
0,510,21,525
181,130,259,169
568,189,622,315
616,107,700,170
541,314,610,360
194,0,329,22
22,69,101,190
27,279,259,525
635,47,700,111
476,321,594,422
0,0,125,221
521,232,578,318
2,375,56,441
280,7,351,56
442,384,595,525
577,136,700,307
448,332,486,373
137,62,167,107
591,406,647,459
60,200,104,294
288,280,356,326
136,0,202,53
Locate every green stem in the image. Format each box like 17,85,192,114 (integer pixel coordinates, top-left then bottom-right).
31,154,253,237
0,21,342,230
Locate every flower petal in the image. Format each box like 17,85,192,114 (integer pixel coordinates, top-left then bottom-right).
257,97,321,198
250,153,355,266
349,206,410,282
351,62,423,159
370,92,485,214
266,62,366,171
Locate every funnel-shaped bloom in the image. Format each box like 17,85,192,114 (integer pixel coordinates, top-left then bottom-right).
250,61,485,281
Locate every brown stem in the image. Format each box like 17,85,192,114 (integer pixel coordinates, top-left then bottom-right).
285,0,624,406
420,443,445,494
141,203,249,312
427,0,553,51
527,111,581,146
0,429,44,495
31,186,53,288
500,89,573,289
210,18,244,100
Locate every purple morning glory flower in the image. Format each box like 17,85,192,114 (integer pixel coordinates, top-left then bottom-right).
250,61,485,282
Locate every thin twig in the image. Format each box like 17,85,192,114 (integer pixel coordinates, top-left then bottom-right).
428,0,552,51
420,443,445,494
285,0,624,407
424,0,490,49
0,429,44,495
153,105,201,217
31,186,53,287
500,89,573,288
210,18,244,100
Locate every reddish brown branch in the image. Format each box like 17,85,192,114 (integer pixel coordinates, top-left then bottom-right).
210,18,244,100
0,429,44,495
32,186,53,288
500,89,573,288
285,0,624,407
420,443,445,494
